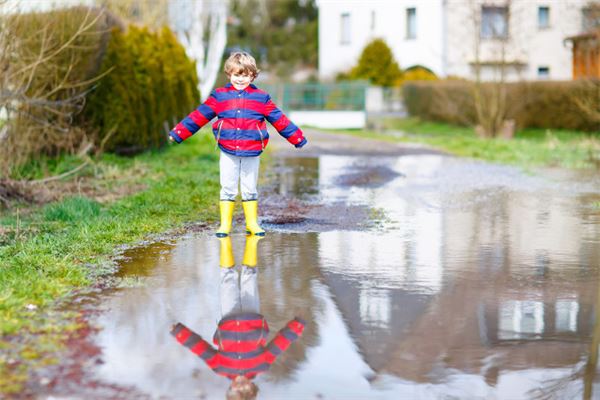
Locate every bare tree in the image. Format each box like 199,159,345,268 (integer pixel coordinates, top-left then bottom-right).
444,0,529,138
469,0,525,138
0,4,107,187
168,0,228,100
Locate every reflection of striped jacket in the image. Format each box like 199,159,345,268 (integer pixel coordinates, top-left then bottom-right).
171,313,306,380
169,83,307,157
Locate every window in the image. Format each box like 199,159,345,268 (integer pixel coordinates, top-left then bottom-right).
340,12,351,45
582,6,600,31
370,10,376,32
406,7,416,39
537,66,550,79
498,300,544,340
481,6,508,39
538,6,549,29
555,300,579,333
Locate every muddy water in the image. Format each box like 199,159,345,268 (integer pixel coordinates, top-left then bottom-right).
92,154,600,399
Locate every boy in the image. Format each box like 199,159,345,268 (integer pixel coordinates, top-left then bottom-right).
169,52,307,237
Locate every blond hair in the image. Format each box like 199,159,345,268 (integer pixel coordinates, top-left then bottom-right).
224,52,260,78
226,376,259,400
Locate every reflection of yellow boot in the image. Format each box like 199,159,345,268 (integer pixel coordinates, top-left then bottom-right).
218,236,235,268
216,200,235,238
242,200,265,236
242,234,263,267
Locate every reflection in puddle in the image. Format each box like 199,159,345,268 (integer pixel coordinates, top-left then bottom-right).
93,155,600,399
170,236,306,399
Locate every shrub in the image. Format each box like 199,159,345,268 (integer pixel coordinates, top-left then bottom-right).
399,65,438,85
349,38,402,87
0,7,120,178
82,25,199,154
403,80,600,132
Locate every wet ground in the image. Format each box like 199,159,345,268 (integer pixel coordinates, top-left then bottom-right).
41,130,600,399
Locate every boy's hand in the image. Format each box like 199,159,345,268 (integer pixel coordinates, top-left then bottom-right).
168,135,175,143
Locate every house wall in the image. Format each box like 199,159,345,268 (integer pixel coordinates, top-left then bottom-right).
317,0,444,80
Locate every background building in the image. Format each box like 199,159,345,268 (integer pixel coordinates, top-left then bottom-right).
317,0,593,81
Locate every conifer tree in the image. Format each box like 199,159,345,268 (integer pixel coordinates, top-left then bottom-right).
349,38,402,87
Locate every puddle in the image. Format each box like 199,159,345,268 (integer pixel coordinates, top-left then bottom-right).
87,153,600,399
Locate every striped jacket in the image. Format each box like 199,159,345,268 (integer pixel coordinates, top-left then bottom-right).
171,313,305,379
169,83,307,157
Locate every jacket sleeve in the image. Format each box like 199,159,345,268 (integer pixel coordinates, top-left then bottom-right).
264,317,306,363
264,95,307,148
171,322,217,365
169,91,218,143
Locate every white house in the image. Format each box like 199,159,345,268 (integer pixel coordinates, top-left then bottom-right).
317,0,593,81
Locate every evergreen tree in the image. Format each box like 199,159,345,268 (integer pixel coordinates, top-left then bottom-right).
349,38,402,87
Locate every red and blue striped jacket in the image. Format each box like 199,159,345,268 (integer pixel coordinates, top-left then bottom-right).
169,83,307,157
171,313,305,380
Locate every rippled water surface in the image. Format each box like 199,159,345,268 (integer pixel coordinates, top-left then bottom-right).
93,154,600,399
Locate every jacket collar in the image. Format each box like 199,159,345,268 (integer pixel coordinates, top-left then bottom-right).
225,83,257,92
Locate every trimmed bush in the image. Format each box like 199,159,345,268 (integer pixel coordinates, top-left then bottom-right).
403,80,600,132
82,25,199,154
400,65,438,84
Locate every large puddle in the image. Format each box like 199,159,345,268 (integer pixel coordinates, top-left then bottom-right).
92,154,600,399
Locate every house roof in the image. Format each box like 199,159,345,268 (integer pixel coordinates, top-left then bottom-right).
565,28,600,42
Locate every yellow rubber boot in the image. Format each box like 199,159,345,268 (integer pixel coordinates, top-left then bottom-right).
242,234,263,267
216,200,235,238
218,236,235,268
242,200,265,236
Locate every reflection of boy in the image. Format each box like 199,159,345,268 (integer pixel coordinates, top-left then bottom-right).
170,236,306,399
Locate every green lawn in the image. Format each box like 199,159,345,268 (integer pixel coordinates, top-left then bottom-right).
338,117,600,170
0,131,221,393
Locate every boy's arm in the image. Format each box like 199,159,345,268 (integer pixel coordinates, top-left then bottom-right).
169,91,218,143
264,317,306,363
170,322,218,364
264,95,307,148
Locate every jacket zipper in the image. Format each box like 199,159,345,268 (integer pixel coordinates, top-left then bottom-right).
215,120,223,149
256,123,265,150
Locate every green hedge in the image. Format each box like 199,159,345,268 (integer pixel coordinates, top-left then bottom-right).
82,25,200,154
403,80,600,132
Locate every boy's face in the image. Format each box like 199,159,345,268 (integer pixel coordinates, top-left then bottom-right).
229,72,254,91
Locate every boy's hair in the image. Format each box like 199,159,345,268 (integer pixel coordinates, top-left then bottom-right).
226,376,258,400
224,52,260,78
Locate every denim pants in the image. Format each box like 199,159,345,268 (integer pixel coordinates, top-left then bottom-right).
219,150,260,201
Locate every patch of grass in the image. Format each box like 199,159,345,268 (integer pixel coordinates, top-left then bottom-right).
0,129,221,393
339,117,600,170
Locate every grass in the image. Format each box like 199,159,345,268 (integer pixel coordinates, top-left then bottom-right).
336,117,600,170
0,130,221,393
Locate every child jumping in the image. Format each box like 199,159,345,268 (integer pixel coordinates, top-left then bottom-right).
169,52,307,237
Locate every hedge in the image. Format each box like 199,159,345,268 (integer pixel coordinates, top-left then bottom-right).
82,25,200,154
402,80,600,132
